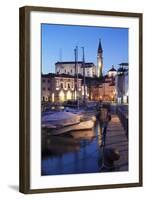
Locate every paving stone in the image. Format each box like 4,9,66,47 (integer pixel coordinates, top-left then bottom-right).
106,114,128,171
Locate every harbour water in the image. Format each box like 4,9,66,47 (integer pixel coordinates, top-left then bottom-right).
41,122,103,175
41,105,128,175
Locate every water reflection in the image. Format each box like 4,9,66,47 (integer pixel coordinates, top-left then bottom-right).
97,122,103,147
41,122,106,175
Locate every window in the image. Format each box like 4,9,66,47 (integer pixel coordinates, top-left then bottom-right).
68,84,70,89
71,69,72,74
43,87,46,91
56,80,59,87
42,79,46,83
48,79,50,83
61,83,63,88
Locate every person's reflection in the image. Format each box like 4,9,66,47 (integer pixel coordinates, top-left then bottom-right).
102,122,108,146
98,107,111,148
97,122,103,147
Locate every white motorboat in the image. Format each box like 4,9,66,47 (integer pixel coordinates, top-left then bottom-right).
41,123,56,129
49,120,94,135
64,107,97,123
42,111,80,128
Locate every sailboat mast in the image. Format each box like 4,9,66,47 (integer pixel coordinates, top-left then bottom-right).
74,48,77,101
76,46,79,109
82,47,86,103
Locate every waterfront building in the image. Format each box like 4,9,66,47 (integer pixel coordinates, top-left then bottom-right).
55,61,97,78
42,73,82,102
93,76,116,102
87,65,116,102
99,76,116,102
115,63,129,104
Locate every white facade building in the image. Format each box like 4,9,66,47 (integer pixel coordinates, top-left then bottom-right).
42,73,82,102
55,61,97,77
115,64,129,104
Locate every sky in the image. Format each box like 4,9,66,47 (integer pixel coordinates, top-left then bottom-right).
41,24,128,74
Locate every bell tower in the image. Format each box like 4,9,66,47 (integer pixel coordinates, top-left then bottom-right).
97,39,103,78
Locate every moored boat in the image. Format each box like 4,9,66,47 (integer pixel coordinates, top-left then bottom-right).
49,120,94,135
42,111,80,128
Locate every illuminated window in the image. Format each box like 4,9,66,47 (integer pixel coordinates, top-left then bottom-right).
67,91,72,100
52,93,54,102
59,91,65,102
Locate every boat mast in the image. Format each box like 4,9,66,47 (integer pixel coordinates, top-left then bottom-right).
74,46,79,109
74,47,77,101
76,46,79,110
82,47,86,103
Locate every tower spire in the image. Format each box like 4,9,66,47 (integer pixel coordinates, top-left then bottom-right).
97,39,103,78
98,39,103,53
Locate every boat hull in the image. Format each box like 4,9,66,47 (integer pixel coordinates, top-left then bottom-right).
49,120,95,135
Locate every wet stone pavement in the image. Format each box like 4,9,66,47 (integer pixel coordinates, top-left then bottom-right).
106,114,128,171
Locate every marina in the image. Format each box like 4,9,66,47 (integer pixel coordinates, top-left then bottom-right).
41,103,128,175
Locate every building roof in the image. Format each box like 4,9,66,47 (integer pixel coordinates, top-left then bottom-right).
55,61,95,68
108,65,117,72
42,73,82,79
81,63,95,68
119,62,129,67
55,61,83,65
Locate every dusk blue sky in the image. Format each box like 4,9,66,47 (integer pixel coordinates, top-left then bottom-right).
41,24,128,74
